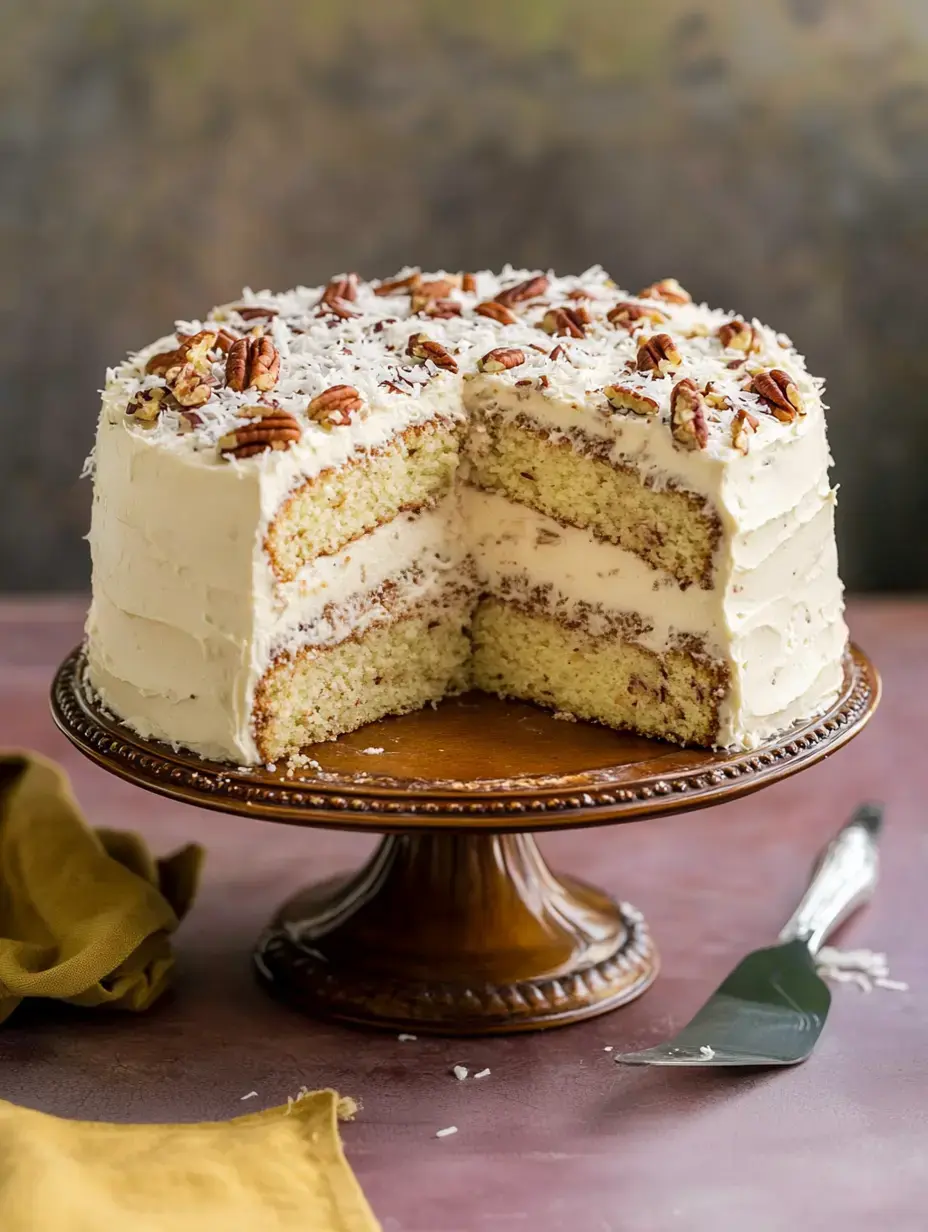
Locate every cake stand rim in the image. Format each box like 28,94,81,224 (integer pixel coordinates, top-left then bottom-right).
50,642,880,833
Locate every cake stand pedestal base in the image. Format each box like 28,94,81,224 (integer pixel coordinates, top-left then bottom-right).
52,643,879,1036
254,831,657,1035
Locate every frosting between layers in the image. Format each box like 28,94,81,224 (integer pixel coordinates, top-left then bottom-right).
463,480,846,747
462,487,721,651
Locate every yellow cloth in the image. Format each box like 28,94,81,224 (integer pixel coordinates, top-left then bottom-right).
0,752,202,1023
0,1090,379,1232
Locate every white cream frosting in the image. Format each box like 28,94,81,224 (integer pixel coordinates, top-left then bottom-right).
86,403,468,761
85,267,848,761
462,487,724,649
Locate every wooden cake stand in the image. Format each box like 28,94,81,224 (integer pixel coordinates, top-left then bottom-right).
51,644,879,1036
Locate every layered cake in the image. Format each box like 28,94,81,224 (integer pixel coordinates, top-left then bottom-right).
85,268,847,764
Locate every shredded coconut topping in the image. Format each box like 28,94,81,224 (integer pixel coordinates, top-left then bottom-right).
104,267,824,470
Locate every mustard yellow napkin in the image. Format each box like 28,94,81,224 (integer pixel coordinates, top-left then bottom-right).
0,752,203,1024
0,1090,379,1232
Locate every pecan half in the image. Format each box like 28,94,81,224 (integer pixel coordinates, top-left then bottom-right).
541,306,588,338
317,273,360,318
751,368,803,421
225,336,281,393
219,408,302,459
184,330,219,372
718,318,760,353
607,301,667,330
420,276,460,299
307,384,363,428
495,275,549,308
475,301,518,326
423,298,462,319
636,332,682,375
374,271,421,296
178,408,204,434
478,347,526,373
670,378,709,450
145,328,217,377
233,305,279,322
165,362,215,407
411,276,461,313
603,384,660,416
638,277,691,304
462,273,478,293
703,381,733,412
213,327,238,355
145,345,185,378
731,407,760,454
126,386,171,424
406,332,458,372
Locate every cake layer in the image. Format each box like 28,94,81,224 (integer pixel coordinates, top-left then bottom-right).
465,412,720,588
267,417,462,582
471,598,726,746
255,598,473,760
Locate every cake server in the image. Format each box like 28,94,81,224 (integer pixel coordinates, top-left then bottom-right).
614,803,883,1067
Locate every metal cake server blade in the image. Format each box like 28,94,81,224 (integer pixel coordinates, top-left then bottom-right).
615,803,883,1067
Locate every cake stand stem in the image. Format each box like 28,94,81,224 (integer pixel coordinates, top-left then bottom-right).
254,830,657,1035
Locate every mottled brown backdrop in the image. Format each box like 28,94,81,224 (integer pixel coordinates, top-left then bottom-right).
2,0,926,590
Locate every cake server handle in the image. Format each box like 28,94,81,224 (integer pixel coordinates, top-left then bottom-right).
777,804,882,956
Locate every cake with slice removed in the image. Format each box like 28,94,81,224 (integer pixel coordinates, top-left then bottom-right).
84,267,847,764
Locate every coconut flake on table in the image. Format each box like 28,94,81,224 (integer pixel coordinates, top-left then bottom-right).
435,1126,458,1139
816,947,908,993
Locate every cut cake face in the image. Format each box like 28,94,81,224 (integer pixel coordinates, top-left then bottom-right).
85,268,847,764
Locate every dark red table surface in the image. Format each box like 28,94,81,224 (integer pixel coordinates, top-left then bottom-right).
0,598,924,1232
